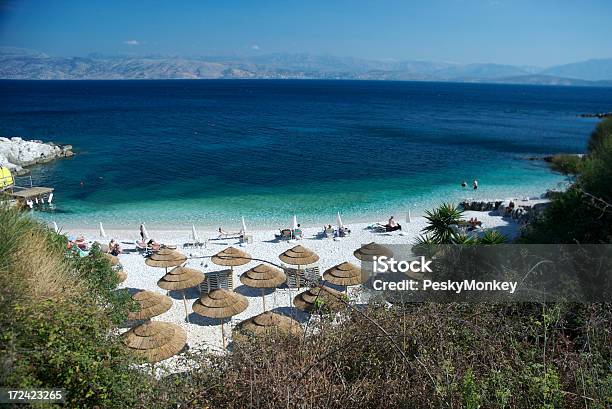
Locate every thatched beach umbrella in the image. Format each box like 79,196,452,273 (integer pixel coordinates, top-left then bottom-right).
240,264,286,311
323,262,364,292
116,270,127,284
102,252,120,266
236,311,302,338
293,285,344,313
192,289,248,347
211,246,251,269
128,290,173,321
123,321,187,363
158,266,205,322
278,245,319,288
145,248,187,271
353,242,393,261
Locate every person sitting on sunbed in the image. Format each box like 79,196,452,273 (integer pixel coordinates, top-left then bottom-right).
110,242,122,256
338,226,351,237
293,224,303,239
468,217,482,230
108,239,116,253
385,216,402,232
147,239,161,251
218,227,238,238
74,235,88,250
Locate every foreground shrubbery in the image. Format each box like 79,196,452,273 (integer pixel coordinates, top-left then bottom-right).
0,206,150,408
147,302,610,408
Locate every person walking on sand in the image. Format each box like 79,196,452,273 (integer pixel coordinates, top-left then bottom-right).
473,179,478,190
139,223,146,241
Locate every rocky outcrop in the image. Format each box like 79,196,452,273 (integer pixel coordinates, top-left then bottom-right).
461,199,550,224
0,137,74,175
459,200,503,211
578,112,612,118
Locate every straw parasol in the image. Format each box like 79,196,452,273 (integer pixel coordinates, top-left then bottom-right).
323,262,364,290
128,290,173,321
158,266,205,322
236,311,302,338
211,246,251,268
293,285,344,313
102,252,120,266
240,264,286,311
116,270,127,284
123,321,187,363
353,242,393,261
192,289,248,347
279,245,319,265
279,245,319,289
145,248,187,271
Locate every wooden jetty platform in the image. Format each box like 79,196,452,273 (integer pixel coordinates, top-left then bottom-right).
4,186,54,209
1,171,55,209
9,186,54,200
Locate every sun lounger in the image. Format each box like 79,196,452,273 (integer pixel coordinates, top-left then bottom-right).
200,269,233,292
275,228,293,241
210,232,242,241
284,266,321,288
183,239,206,248
368,223,388,233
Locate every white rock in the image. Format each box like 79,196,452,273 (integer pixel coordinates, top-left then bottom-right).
0,136,72,171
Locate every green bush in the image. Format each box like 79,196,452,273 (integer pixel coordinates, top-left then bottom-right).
547,154,583,175
523,118,612,244
0,206,150,408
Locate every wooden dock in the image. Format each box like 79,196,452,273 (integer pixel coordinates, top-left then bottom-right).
9,186,54,200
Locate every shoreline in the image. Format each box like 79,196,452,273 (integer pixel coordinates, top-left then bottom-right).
42,193,556,233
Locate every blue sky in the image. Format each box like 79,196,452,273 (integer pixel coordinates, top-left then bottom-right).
1,0,611,67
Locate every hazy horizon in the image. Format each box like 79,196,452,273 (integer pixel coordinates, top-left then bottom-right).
1,0,612,67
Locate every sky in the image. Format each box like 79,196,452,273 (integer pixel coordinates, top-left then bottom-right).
0,0,611,67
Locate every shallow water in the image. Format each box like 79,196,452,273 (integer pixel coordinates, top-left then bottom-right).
1,79,609,229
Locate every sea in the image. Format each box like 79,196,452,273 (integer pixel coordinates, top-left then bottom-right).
1,79,610,230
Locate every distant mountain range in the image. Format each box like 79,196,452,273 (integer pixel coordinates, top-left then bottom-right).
1,47,611,86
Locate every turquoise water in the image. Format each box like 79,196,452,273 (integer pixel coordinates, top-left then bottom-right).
1,80,608,229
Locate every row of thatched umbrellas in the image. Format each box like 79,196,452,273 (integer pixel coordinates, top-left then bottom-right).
120,242,393,363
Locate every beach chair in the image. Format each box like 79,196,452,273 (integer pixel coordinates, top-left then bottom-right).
210,232,242,241
240,234,253,244
200,269,234,292
368,223,387,233
183,239,206,248
285,266,321,288
275,229,292,241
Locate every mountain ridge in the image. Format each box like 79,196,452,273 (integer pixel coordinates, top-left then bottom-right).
1,48,611,86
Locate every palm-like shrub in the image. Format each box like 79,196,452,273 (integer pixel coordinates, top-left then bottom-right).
452,233,478,245
421,203,464,244
479,230,507,244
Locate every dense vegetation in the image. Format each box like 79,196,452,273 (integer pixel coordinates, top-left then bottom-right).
523,117,612,243
0,119,610,408
0,207,148,408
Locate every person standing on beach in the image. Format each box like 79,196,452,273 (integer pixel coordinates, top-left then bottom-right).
139,223,146,241
473,179,478,190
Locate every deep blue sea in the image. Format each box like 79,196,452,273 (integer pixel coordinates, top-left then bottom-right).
1,80,610,229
